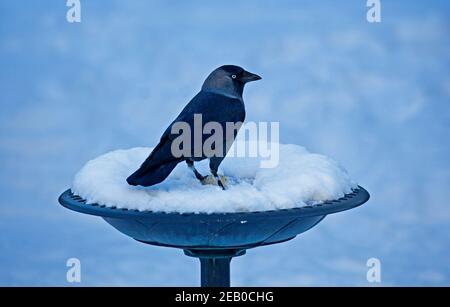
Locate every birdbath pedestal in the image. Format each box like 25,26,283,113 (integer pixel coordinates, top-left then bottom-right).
58,186,369,287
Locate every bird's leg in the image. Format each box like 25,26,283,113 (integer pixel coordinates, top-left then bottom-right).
209,157,226,190
186,160,206,182
210,168,226,190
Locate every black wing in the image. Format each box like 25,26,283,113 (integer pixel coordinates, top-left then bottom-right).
162,91,245,141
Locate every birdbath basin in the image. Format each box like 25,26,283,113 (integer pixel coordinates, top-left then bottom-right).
58,186,369,287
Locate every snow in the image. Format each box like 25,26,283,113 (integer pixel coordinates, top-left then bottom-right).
72,142,357,213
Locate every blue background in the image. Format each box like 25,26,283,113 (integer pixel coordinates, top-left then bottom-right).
1,0,449,286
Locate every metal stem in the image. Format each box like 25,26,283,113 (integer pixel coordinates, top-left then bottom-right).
200,257,231,287
184,249,246,287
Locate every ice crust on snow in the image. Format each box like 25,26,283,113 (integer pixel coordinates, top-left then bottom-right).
72,142,357,214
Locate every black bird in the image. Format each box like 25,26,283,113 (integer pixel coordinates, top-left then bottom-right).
126,65,261,189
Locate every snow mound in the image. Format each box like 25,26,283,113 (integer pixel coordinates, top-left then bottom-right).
72,143,357,213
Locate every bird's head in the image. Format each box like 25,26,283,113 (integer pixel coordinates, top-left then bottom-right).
201,65,262,99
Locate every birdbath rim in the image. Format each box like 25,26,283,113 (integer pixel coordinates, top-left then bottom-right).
58,185,369,219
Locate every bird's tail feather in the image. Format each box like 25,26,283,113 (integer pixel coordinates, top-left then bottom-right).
127,137,183,187
126,158,181,187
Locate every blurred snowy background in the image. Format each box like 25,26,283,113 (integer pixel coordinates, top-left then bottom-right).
1,0,450,286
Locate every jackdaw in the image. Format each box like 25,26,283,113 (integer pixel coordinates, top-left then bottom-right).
127,65,261,189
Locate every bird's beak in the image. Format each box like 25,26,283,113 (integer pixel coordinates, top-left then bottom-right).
240,70,262,83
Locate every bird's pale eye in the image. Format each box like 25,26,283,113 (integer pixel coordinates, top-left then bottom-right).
231,74,237,79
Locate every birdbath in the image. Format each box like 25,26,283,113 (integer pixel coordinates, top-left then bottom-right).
58,186,369,287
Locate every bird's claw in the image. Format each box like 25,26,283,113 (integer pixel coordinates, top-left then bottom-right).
201,175,228,190
201,175,215,185
217,178,226,190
